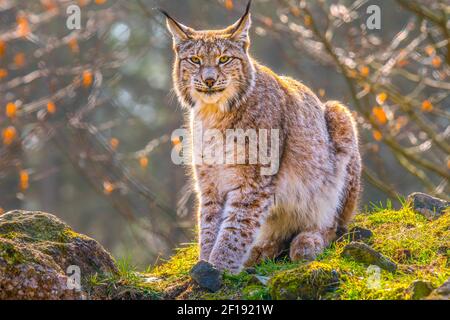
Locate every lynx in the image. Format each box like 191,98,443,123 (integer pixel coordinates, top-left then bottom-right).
163,1,361,274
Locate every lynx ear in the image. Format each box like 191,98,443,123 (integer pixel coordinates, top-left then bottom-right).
229,0,252,43
159,9,193,44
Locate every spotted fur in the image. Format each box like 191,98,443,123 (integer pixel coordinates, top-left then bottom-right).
164,2,361,273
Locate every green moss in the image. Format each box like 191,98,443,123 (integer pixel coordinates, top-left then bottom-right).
85,257,162,300
268,262,339,300
242,284,270,300
96,202,450,300
60,228,90,242
1,232,20,240
0,240,26,265
0,211,70,243
151,244,199,278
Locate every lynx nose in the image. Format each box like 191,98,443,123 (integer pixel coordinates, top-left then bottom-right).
204,78,216,88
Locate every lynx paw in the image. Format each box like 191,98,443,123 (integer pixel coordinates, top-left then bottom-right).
289,232,325,261
244,240,283,267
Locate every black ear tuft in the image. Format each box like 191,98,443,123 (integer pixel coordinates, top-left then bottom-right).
244,0,252,16
229,0,252,42
158,8,193,42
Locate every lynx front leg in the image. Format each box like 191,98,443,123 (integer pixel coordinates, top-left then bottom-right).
198,187,224,261
208,186,274,273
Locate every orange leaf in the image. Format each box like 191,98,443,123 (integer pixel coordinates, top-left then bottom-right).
373,130,382,141
396,59,409,67
103,181,114,194
447,159,450,170
95,0,107,4
16,15,30,37
376,92,388,104
0,69,8,79
110,137,119,150
421,100,433,112
0,40,6,58
372,106,387,125
19,170,29,191
78,0,89,6
224,0,233,10
431,56,442,68
139,156,149,168
0,207,4,215
425,45,435,56
82,70,93,88
68,38,79,54
2,126,17,145
347,69,357,78
47,101,56,114
359,65,370,77
14,52,25,68
6,102,17,118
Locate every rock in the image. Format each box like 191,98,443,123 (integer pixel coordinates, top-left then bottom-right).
407,280,434,300
249,274,270,286
349,226,373,241
245,267,256,274
268,262,339,300
338,226,373,242
0,210,118,300
342,242,397,272
427,278,450,300
407,192,449,221
190,260,222,292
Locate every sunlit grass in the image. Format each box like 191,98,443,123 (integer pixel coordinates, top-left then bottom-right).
98,203,449,300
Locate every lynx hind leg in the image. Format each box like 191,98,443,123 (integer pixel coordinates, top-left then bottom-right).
337,153,362,229
325,100,361,230
289,230,330,261
244,239,284,267
324,101,358,159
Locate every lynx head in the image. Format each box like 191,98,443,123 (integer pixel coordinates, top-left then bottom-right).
162,1,255,112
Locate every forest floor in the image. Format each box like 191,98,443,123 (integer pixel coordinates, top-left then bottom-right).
87,200,449,300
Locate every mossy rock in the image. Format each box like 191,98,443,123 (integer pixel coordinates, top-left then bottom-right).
268,262,339,300
342,242,397,272
0,210,118,299
427,278,450,300
407,280,434,300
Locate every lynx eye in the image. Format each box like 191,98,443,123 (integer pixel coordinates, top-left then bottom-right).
189,56,201,64
219,56,231,64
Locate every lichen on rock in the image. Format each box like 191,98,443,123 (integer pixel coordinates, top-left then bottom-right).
342,241,397,272
0,210,118,300
407,192,449,221
427,278,450,300
406,280,434,300
268,262,339,300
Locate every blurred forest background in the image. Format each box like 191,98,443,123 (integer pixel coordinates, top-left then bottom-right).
0,0,448,267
